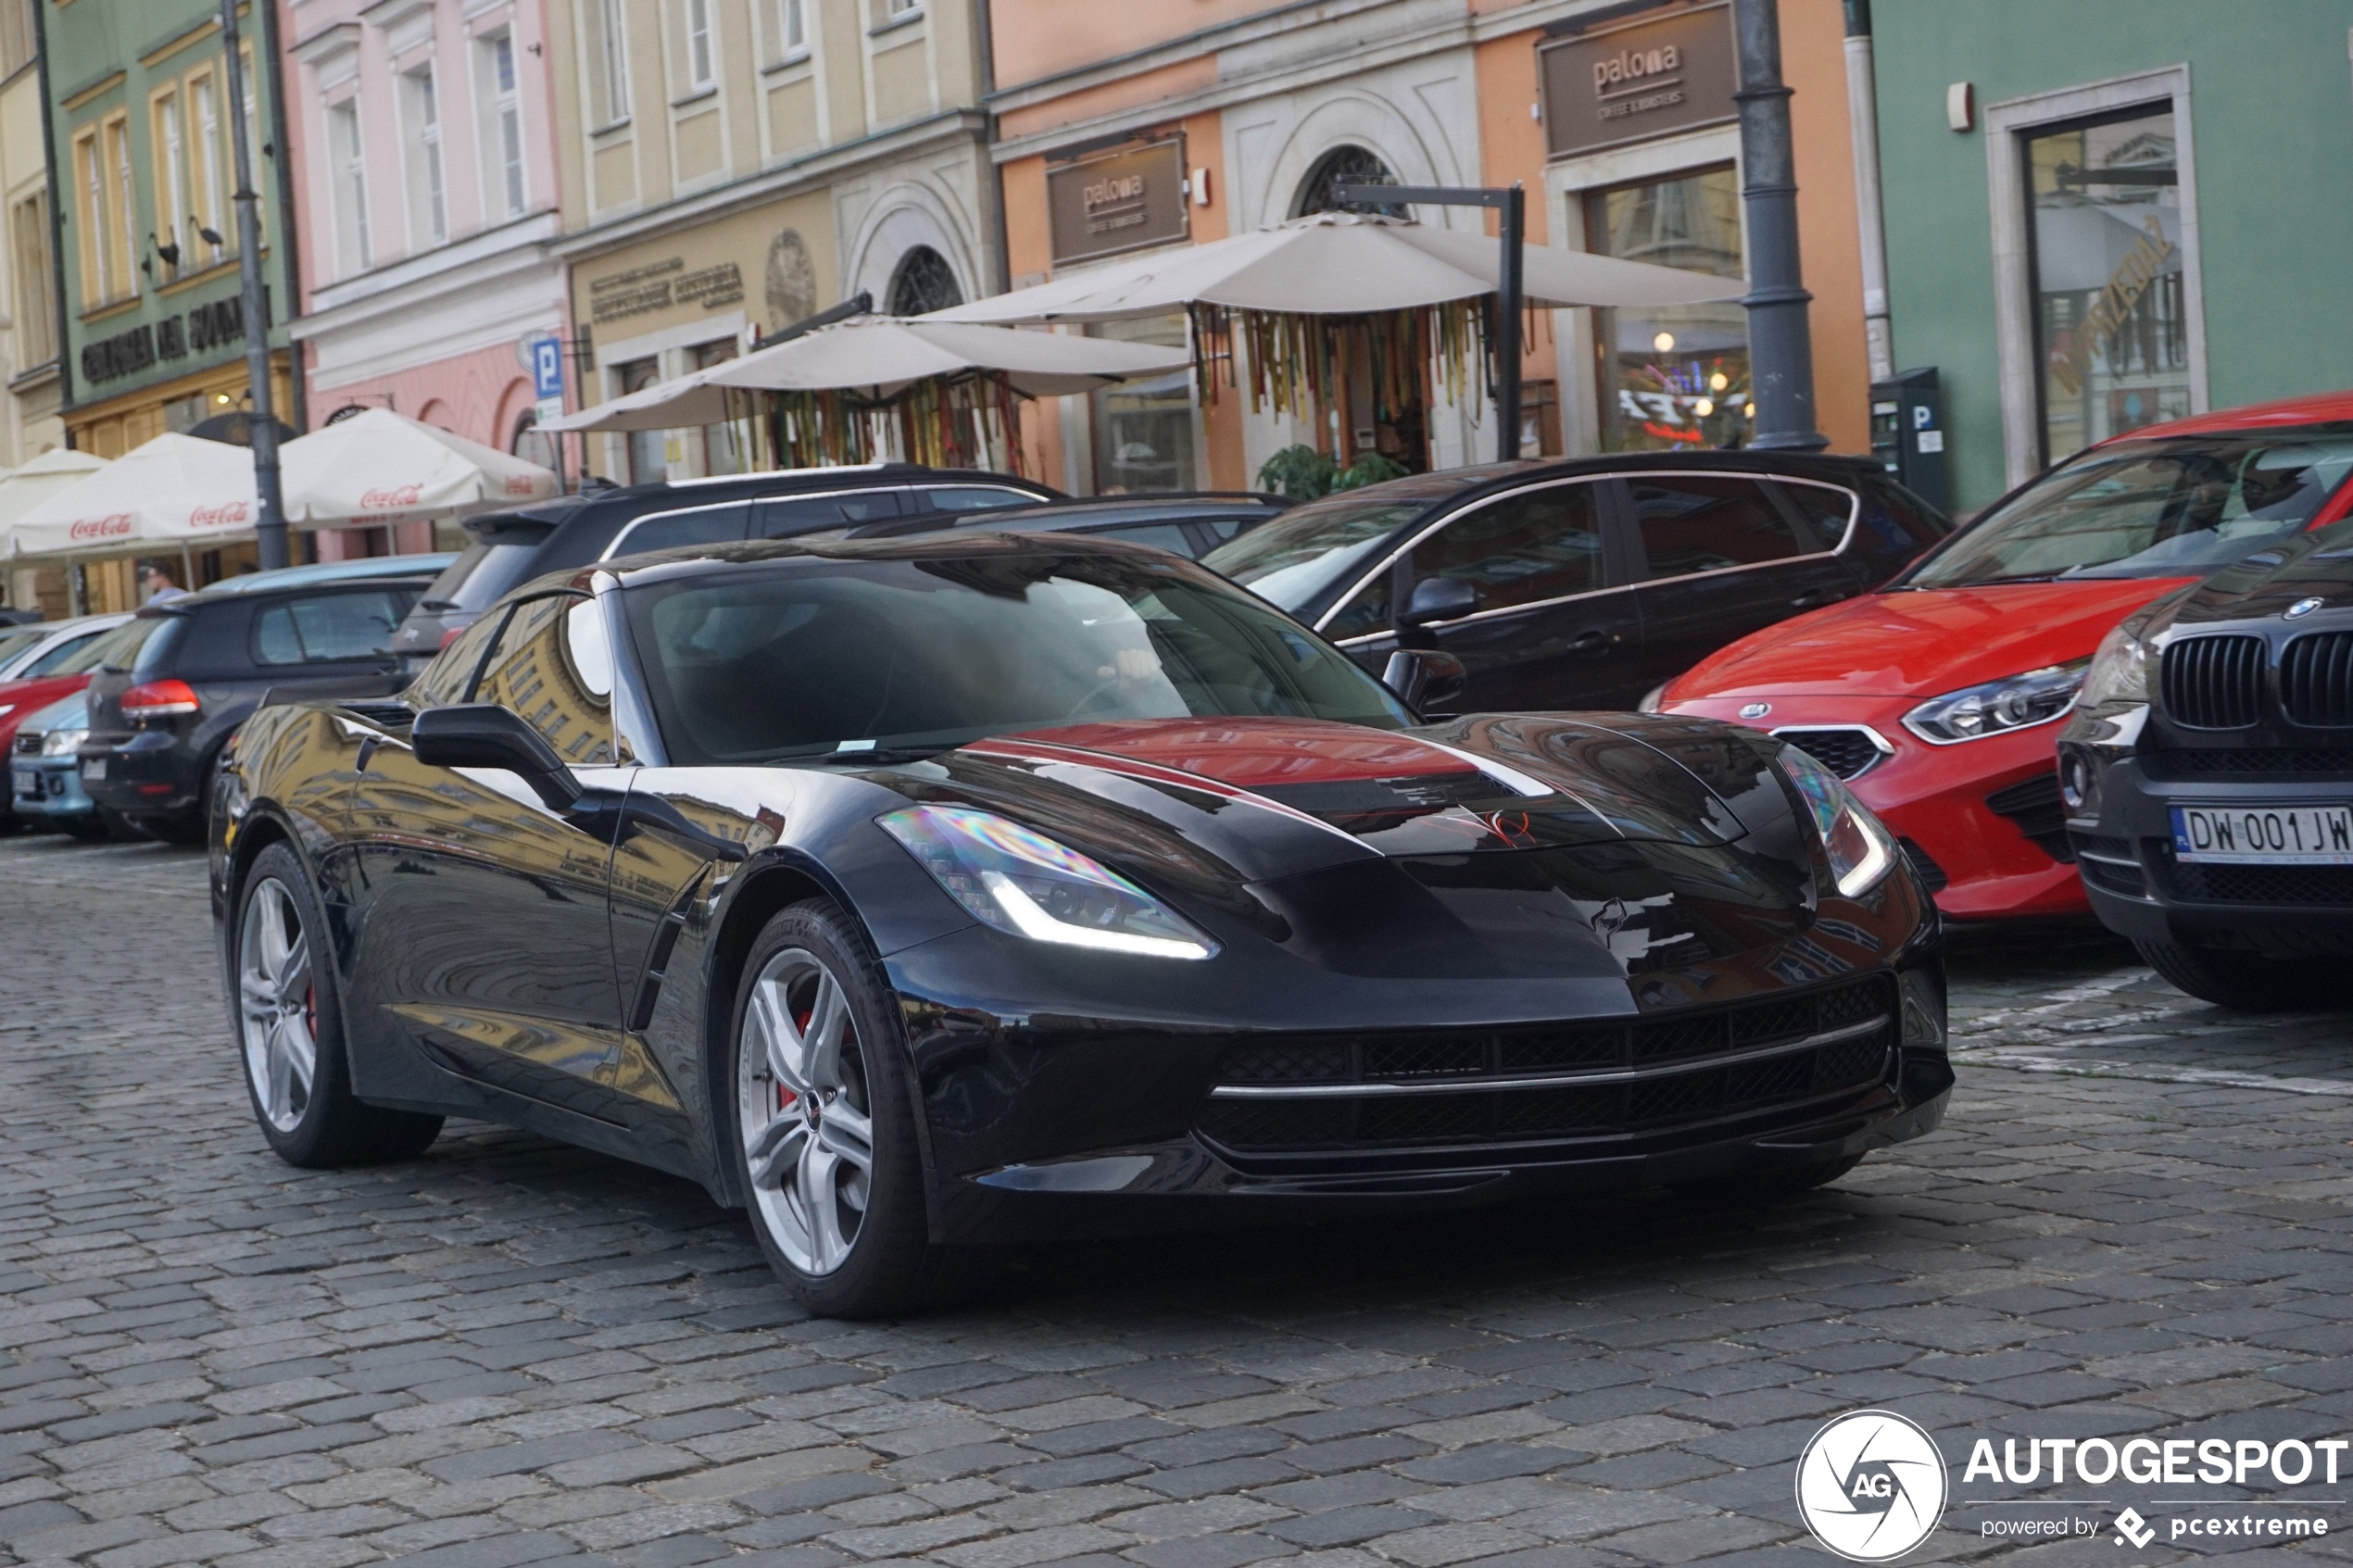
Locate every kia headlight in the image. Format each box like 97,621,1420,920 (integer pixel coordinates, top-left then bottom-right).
879,804,1217,960
1902,659,2089,745
40,726,87,758
1778,744,1897,898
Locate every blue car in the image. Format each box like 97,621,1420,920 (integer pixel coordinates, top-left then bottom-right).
10,691,133,840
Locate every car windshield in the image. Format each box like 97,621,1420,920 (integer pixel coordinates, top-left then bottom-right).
0,625,50,674
422,533,552,613
1906,432,2353,588
1202,496,1431,617
623,550,1413,767
20,626,118,678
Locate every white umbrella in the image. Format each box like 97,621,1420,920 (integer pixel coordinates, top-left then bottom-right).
0,449,110,556
543,316,1190,433
10,433,257,558
925,211,1744,325
280,408,560,529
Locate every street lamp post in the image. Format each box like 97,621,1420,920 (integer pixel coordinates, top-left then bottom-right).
1732,0,1828,451
219,0,290,568
1331,182,1529,463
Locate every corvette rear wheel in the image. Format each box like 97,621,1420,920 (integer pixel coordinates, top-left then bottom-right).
732,899,954,1317
233,844,443,1167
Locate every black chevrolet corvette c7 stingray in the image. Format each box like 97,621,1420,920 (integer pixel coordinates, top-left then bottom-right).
209,533,1951,1316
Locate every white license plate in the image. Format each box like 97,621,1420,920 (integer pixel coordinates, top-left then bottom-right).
81,758,104,782
10,769,33,797
2171,804,2353,864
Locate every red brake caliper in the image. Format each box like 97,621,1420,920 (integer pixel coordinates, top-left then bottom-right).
778,1005,813,1114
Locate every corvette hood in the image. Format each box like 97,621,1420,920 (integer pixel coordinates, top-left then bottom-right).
895,714,1825,982
1671,579,2188,698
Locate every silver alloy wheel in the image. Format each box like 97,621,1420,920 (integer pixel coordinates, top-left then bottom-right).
738,947,875,1276
238,876,318,1135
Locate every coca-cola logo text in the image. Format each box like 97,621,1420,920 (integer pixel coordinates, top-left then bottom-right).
190,501,251,529
68,514,134,543
503,475,538,495
359,485,424,509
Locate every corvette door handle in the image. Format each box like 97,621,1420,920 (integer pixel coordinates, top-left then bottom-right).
1567,630,1617,655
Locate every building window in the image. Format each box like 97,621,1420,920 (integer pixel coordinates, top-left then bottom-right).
107,115,136,299
1584,165,1747,452
191,72,227,264
616,357,663,483
779,0,807,56
330,101,371,272
2023,106,2187,468
684,0,715,91
485,33,527,220
407,67,447,245
693,339,742,475
0,0,32,78
74,132,107,305
887,246,961,316
883,0,922,19
597,0,631,122
1294,144,1402,218
11,193,55,367
153,90,187,281
1089,314,1196,493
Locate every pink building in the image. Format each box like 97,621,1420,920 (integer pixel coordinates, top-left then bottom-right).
281,0,568,558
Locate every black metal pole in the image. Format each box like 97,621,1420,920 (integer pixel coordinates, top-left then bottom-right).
220,0,290,567
1496,184,1525,461
1732,0,1828,451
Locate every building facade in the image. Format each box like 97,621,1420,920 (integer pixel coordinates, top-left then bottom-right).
1869,0,2353,512
986,0,1873,496
280,0,569,557
1,0,63,472
44,1,299,468
545,0,998,485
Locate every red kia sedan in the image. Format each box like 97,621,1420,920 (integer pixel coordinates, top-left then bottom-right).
1654,393,2353,921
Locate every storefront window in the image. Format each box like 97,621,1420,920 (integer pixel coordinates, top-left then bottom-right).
693,339,743,475
2024,107,2187,467
1090,315,1196,493
1585,166,1747,452
617,357,663,483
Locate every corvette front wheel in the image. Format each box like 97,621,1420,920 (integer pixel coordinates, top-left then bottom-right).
730,899,958,1317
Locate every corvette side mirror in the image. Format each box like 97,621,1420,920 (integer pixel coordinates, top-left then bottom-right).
1382,648,1468,710
411,703,584,811
1399,575,1479,628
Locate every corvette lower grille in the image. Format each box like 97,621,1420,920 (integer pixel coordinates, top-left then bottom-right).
1195,975,1895,1157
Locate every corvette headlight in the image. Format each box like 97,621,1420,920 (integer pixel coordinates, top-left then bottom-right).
2078,618,2155,709
40,726,87,758
1778,744,1897,898
878,804,1217,960
1902,659,2089,745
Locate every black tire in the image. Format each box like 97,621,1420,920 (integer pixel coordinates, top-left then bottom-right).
58,813,110,841
138,805,208,846
96,807,146,843
1677,1154,1864,1206
231,843,443,1167
2134,937,2342,1011
727,897,961,1318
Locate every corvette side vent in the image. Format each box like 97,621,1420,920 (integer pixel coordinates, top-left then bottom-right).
2161,634,2265,729
2281,633,2353,727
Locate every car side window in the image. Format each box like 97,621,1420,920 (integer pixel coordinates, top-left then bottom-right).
1775,481,1858,550
20,630,106,677
252,591,408,666
1412,482,1606,612
1629,476,1806,580
922,485,1036,513
1325,572,1395,642
757,490,905,538
468,594,615,766
610,502,749,558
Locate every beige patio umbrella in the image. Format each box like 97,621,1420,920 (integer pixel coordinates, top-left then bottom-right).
923,210,1743,325
9,433,257,558
0,448,110,555
279,408,560,529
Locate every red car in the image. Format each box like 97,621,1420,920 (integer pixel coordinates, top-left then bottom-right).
1655,392,2353,921
0,615,133,825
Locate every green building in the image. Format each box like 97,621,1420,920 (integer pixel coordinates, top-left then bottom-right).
1869,0,2353,511
43,0,297,495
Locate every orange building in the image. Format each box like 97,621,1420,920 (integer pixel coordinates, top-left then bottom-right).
985,0,1871,494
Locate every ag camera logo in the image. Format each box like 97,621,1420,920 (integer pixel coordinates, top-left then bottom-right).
1796,1411,1948,1562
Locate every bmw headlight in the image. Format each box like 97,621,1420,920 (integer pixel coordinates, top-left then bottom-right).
1901,659,2089,745
2078,616,2156,710
1778,744,1897,898
879,804,1217,960
40,726,86,758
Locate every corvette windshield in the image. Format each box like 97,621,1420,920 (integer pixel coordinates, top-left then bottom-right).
1906,432,2353,588
623,551,1414,766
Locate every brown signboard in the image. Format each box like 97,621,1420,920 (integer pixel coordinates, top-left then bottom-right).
1540,3,1738,160
1049,139,1188,265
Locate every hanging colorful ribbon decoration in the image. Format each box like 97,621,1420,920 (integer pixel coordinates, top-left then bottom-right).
765,370,1026,475
1186,299,1493,432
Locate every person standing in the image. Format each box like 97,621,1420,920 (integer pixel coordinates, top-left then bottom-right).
139,563,188,603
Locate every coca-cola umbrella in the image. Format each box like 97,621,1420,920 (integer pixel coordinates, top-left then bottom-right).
0,448,111,553
8,433,258,558
279,408,560,529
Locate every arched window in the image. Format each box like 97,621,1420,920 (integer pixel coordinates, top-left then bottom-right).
887,246,963,316
1293,145,1403,219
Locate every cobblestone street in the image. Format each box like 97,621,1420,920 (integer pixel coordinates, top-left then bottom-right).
8,834,2353,1566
